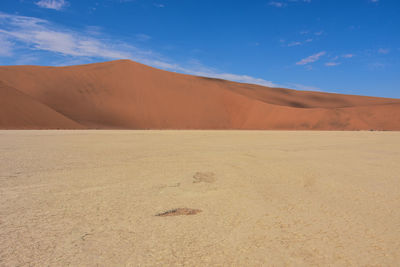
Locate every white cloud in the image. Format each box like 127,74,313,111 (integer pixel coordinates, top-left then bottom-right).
287,83,320,91
325,62,341,67
296,51,326,65
378,48,390,54
287,41,302,47
153,3,165,8
368,62,385,70
349,25,360,30
0,12,156,62
85,26,102,36
192,71,276,87
136,33,151,42
269,1,286,7
269,0,311,7
305,65,313,71
0,13,278,87
36,0,68,10
286,38,312,47
0,36,13,57
342,54,355,58
0,22,132,59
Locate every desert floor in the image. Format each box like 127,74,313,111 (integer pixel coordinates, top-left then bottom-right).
0,130,399,266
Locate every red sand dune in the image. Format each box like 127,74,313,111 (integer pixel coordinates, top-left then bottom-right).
0,81,84,129
0,59,399,130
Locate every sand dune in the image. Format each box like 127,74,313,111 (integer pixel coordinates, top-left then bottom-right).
1,60,399,130
0,81,84,129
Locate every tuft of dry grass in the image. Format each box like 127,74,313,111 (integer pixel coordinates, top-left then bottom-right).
155,208,202,217
193,172,216,183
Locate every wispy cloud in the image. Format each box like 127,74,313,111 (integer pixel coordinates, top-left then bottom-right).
136,33,151,42
194,71,276,87
342,54,355,58
0,14,132,59
378,48,390,54
268,1,286,7
0,13,172,68
0,12,277,87
85,26,102,36
35,0,69,10
287,41,302,47
296,51,326,65
321,53,354,67
368,62,385,70
153,3,165,8
325,62,341,67
0,36,13,57
349,25,360,31
286,38,312,47
269,0,311,7
287,83,320,91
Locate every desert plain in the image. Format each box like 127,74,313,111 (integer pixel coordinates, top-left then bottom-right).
0,130,399,266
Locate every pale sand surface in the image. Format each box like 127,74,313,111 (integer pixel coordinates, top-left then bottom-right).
0,130,399,266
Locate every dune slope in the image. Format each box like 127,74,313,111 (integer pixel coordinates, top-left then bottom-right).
0,81,84,129
0,60,399,130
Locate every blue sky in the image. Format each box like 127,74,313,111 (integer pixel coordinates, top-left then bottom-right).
0,0,399,97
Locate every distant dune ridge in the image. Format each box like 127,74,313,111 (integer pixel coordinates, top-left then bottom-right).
1,59,399,130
